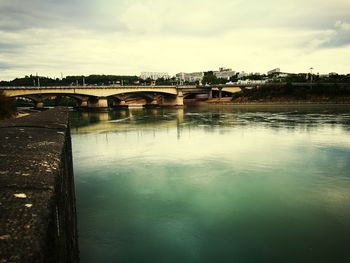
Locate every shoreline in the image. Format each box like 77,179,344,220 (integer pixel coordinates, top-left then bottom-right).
12,101,350,116
204,101,350,106
202,98,350,106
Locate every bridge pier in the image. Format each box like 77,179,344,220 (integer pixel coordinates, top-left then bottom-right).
88,97,108,108
151,99,158,105
161,93,184,107
79,100,88,108
112,100,128,109
218,88,223,99
175,91,184,106
35,101,44,109
144,98,159,108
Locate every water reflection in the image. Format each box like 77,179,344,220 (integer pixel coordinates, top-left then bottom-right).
70,105,350,138
70,105,350,263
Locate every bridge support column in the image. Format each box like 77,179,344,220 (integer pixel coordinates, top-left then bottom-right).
209,90,213,99
151,99,158,105
79,100,88,108
175,91,184,106
113,100,128,109
35,101,44,109
144,98,159,108
88,97,108,108
218,88,223,99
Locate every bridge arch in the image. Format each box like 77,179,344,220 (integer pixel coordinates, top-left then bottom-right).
109,91,177,106
8,92,96,108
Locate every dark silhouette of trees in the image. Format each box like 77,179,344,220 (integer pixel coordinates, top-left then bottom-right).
0,74,141,87
202,71,217,85
232,83,350,102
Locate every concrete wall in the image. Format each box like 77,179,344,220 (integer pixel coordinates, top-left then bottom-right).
0,107,79,262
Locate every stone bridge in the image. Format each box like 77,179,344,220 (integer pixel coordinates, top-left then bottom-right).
1,85,213,108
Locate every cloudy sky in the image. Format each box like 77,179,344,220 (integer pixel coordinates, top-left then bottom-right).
0,0,349,80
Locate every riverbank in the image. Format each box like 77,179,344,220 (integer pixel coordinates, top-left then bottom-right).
205,96,350,105
0,108,79,262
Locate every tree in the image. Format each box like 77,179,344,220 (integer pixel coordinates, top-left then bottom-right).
202,71,218,85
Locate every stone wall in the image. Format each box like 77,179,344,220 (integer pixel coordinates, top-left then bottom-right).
0,107,79,262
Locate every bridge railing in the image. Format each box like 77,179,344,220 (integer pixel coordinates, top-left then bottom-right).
0,85,179,89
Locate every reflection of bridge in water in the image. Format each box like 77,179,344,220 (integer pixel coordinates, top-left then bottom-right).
1,85,247,109
71,108,185,134
70,107,243,140
70,105,350,139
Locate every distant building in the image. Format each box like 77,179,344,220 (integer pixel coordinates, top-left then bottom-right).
278,73,290,78
213,67,236,80
237,79,267,85
319,74,329,78
175,72,185,82
176,72,204,83
267,68,281,75
238,71,248,79
140,72,170,80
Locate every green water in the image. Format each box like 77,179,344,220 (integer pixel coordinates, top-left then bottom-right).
70,105,350,263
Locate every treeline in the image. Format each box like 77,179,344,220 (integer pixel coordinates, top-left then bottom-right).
202,72,350,85
283,73,350,83
232,83,350,101
202,71,238,84
0,74,178,87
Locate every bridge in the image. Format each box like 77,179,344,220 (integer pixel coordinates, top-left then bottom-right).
4,82,344,108
0,85,216,109
0,83,274,108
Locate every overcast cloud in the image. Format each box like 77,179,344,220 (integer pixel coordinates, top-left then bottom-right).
0,0,349,80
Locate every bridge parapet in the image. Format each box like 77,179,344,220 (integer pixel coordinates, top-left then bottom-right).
1,85,179,99
0,85,178,90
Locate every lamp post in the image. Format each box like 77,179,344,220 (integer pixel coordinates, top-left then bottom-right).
36,72,40,87
310,67,314,84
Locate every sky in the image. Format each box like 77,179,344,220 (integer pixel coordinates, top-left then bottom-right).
0,0,349,80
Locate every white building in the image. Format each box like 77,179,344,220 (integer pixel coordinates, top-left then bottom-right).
267,68,281,75
176,67,237,83
140,72,170,80
176,72,186,81
238,71,249,79
176,72,204,83
213,67,236,80
237,79,267,85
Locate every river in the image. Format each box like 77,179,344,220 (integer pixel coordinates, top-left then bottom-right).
70,105,350,263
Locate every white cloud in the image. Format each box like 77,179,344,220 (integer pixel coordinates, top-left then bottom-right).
335,21,350,31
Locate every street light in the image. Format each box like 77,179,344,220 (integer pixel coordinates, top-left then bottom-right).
36,72,40,87
310,67,314,84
